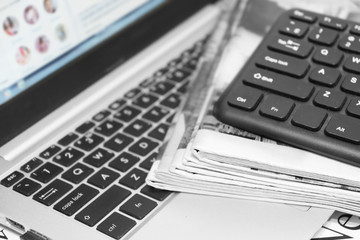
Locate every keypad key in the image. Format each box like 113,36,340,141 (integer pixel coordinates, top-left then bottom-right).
20,157,43,173
129,137,159,157
341,74,360,95
347,97,360,118
120,194,157,220
141,185,171,201
160,93,182,109
143,106,170,123
33,179,72,206
39,145,61,159
109,152,140,172
13,178,41,197
309,66,341,87
268,36,313,58
259,95,295,121
227,86,263,111
124,119,152,137
148,123,169,141
279,19,309,38
314,89,346,111
339,34,360,54
75,185,130,227
97,212,136,239
74,133,104,152
124,88,142,99
109,99,126,111
308,27,338,46
133,94,158,109
312,47,343,67
94,119,122,137
114,106,141,122
54,184,99,216
140,152,158,171
325,114,360,144
119,168,147,190
62,163,94,184
1,171,24,187
344,55,360,74
92,110,111,122
292,105,327,131
319,16,347,31
84,148,115,167
104,133,133,152
31,162,63,184
58,132,78,147
53,147,84,167
87,167,120,189
75,121,95,134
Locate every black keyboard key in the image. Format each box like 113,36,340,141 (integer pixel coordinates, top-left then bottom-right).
268,36,313,58
308,27,339,46
97,212,136,239
119,168,147,190
140,152,158,171
178,80,190,94
92,110,111,122
33,179,72,206
141,185,171,201
344,55,360,74
1,171,24,187
104,133,133,152
320,16,347,31
167,69,191,83
13,178,41,196
160,93,182,109
312,47,343,67
84,148,115,167
58,132,78,146
54,184,99,216
74,133,104,152
133,94,158,109
39,145,61,159
75,185,130,227
325,115,360,144
123,119,152,137
351,24,360,36
255,50,309,78
114,106,141,122
109,99,126,111
243,68,314,101
341,74,360,95
339,34,360,54
259,95,295,121
53,147,84,167
143,106,170,123
109,152,140,172
309,66,341,87
124,88,142,99
87,167,120,189
184,57,200,70
290,9,317,23
279,19,308,38
227,86,263,111
31,162,63,184
347,97,360,118
292,105,327,131
20,157,43,173
150,82,175,95
62,163,94,184
76,121,95,134
94,119,123,137
314,89,346,111
120,194,157,220
148,123,169,141
129,137,159,157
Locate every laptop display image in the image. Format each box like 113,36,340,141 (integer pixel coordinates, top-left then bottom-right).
0,0,331,239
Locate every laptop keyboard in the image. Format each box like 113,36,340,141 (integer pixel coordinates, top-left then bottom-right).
1,40,205,239
214,9,360,166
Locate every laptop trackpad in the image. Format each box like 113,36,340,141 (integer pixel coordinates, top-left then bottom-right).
131,193,332,240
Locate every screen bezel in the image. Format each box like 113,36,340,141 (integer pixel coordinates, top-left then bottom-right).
0,0,213,146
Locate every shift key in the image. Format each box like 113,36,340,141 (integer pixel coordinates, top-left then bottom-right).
75,185,130,227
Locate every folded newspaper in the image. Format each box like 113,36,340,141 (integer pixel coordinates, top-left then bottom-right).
147,0,360,232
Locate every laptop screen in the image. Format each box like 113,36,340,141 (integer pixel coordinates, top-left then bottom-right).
0,0,165,106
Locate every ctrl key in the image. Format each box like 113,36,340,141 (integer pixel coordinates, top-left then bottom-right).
97,212,136,239
227,86,263,111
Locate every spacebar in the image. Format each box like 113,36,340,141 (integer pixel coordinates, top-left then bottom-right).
243,68,314,101
75,185,131,226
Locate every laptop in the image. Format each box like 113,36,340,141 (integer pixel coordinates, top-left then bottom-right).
0,0,332,239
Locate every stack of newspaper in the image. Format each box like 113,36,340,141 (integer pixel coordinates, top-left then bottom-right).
147,0,360,217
